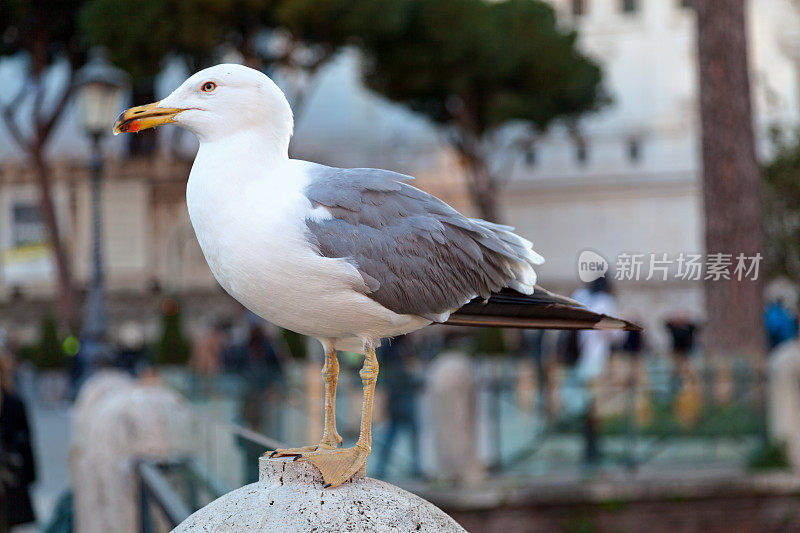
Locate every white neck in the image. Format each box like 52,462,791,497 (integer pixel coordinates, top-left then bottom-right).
197,127,290,170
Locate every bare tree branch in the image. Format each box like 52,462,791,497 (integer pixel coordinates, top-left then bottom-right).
33,76,45,128
1,77,34,150
1,107,31,152
41,68,75,140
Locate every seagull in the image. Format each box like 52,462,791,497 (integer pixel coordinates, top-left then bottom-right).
114,64,638,488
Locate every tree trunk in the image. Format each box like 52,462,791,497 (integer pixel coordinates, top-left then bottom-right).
695,0,764,358
32,149,78,331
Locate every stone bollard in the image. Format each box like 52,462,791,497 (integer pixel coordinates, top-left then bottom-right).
768,340,800,467
174,456,465,532
70,371,190,533
428,351,484,485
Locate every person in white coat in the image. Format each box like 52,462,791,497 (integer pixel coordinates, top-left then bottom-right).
570,276,623,468
572,277,624,381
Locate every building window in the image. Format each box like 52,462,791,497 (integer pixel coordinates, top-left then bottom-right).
621,0,637,13
575,138,588,165
12,203,44,247
627,138,641,163
572,0,586,16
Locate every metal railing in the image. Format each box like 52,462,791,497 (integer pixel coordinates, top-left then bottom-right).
137,460,192,532
482,355,767,474
135,417,286,532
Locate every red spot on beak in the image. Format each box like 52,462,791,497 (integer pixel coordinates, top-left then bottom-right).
128,120,142,133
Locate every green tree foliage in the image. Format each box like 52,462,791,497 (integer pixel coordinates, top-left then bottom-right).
763,129,800,280
79,0,239,80
79,0,324,81
155,298,191,365
80,0,282,157
37,312,66,369
359,0,602,132
79,0,336,148
0,0,84,63
280,0,605,221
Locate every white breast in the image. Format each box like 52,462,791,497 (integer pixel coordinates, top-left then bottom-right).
185,149,429,349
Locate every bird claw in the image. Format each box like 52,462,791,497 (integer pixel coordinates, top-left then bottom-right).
267,434,345,459
267,444,318,458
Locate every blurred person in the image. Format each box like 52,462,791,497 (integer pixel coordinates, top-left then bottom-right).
621,327,644,358
764,297,798,350
240,322,286,439
572,277,621,380
569,277,623,469
222,319,248,373
665,313,703,427
620,321,646,388
519,329,561,419
520,330,545,412
246,323,283,384
620,319,653,421
0,353,37,531
665,313,700,390
190,320,225,378
665,313,698,360
115,321,148,375
375,335,422,479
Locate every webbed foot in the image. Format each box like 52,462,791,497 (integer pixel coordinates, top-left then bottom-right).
294,444,370,488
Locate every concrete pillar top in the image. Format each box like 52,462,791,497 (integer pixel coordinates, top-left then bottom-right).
259,454,366,486
174,456,465,532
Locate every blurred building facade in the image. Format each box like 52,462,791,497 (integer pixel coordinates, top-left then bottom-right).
526,0,800,343
0,0,799,349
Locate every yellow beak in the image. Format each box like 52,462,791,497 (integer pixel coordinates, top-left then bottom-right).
112,101,186,135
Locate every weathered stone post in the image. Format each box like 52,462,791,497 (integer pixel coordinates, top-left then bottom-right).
768,340,800,467
70,371,190,533
174,456,465,532
428,351,485,485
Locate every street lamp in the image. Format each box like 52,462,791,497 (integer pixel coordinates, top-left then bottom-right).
74,48,129,370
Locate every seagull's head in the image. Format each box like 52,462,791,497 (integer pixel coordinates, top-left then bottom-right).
113,64,293,145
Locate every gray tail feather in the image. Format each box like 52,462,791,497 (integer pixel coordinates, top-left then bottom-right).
446,286,642,331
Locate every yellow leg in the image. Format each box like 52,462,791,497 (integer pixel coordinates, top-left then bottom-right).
319,347,343,449
268,347,342,457
356,344,379,450
295,344,379,488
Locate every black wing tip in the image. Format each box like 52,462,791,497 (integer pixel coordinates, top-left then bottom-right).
595,316,643,332
445,313,643,331
449,287,644,332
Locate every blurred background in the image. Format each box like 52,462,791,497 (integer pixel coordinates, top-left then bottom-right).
1,0,800,531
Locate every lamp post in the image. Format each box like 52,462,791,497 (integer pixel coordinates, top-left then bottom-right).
74,48,129,371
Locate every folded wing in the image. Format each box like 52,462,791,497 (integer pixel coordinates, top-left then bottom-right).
303,165,640,331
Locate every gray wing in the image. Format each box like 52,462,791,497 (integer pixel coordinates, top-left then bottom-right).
303,165,543,322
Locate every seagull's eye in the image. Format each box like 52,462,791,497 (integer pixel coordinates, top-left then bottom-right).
201,81,217,93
